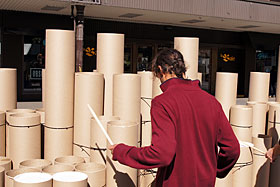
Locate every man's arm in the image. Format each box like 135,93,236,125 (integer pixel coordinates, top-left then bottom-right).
216,105,240,178
266,140,280,163
111,99,176,169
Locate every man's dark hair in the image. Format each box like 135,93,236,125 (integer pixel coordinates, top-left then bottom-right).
152,48,186,79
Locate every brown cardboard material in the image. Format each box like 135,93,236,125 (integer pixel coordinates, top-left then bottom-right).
230,105,253,143
44,127,73,162
74,72,104,160
107,120,138,187
96,33,124,117
14,172,52,187
0,157,12,171
215,72,238,119
42,165,74,175
0,68,17,111
75,162,106,187
232,147,253,187
152,77,162,98
36,108,45,124
45,29,75,129
7,113,41,169
174,37,199,80
90,116,120,164
5,168,40,187
19,159,52,170
54,156,85,166
53,171,88,187
42,69,45,108
0,166,4,187
247,102,267,138
252,135,271,187
248,72,270,102
0,112,5,156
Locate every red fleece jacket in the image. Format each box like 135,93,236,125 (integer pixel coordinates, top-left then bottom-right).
113,78,240,187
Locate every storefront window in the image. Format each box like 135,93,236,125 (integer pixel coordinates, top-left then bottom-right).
199,49,211,92
256,50,277,72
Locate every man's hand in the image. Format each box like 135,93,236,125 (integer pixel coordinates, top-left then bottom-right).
108,144,118,154
266,148,276,163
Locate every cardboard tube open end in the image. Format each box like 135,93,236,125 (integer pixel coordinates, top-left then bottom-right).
42,165,74,175
14,172,52,184
75,162,105,173
6,168,41,179
53,171,88,182
0,157,12,170
54,156,85,166
108,120,138,127
19,159,52,170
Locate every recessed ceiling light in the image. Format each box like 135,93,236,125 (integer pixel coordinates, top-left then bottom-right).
41,5,66,11
236,25,260,29
119,13,143,18
181,19,205,24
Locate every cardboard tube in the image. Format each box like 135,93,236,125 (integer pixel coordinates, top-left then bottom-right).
107,120,138,187
152,77,162,98
174,37,199,80
53,171,88,187
90,116,120,164
42,165,74,175
230,105,253,143
215,72,238,119
75,162,106,187
247,102,267,138
215,171,233,187
54,156,85,166
36,108,45,124
248,72,270,102
7,113,41,169
267,104,280,145
251,135,271,187
42,69,45,108
14,172,52,187
5,168,40,187
0,68,17,111
96,33,124,117
138,169,156,187
45,29,75,128
113,74,141,124
232,147,253,187
19,159,52,170
74,72,104,160
0,167,4,187
0,112,5,156
44,127,73,162
0,157,12,171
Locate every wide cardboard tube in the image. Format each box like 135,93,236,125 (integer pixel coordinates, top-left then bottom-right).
248,72,270,102
75,162,106,187
53,171,88,187
14,172,52,187
152,77,162,98
247,102,267,138
54,156,85,166
19,159,52,170
5,168,40,187
90,116,120,164
42,165,74,175
0,112,5,156
267,104,280,145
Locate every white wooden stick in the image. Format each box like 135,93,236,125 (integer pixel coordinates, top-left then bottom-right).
87,104,114,145
239,141,266,154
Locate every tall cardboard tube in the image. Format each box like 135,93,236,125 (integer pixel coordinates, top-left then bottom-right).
53,171,88,187
75,162,106,187
54,156,85,166
0,166,4,187
248,72,270,102
19,159,52,170
0,157,12,171
247,102,267,138
252,135,271,187
5,168,40,187
74,72,104,160
232,147,253,187
42,69,45,108
90,116,120,164
44,127,73,162
107,120,138,187
43,165,74,175
174,37,199,80
97,33,124,117
215,72,238,119
152,77,162,98
0,68,17,111
7,113,41,169
0,112,5,156
230,105,253,143
45,29,75,128
113,74,141,124
14,172,52,187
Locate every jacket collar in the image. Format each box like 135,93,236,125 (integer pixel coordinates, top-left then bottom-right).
160,78,200,92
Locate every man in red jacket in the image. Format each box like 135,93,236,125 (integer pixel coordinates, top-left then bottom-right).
109,48,240,187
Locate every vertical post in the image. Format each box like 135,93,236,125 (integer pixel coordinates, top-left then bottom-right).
75,5,85,72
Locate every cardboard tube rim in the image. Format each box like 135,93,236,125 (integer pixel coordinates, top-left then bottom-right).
97,33,124,36
174,37,199,40
0,157,12,166
54,156,85,166
19,159,52,169
75,72,103,76
9,113,40,126
96,116,120,121
114,73,140,78
6,168,41,178
6,109,35,113
52,171,88,182
42,165,74,174
14,172,52,183
247,101,267,105
0,68,17,72
36,108,44,112
46,29,74,33
231,105,252,110
108,120,138,127
75,162,106,173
